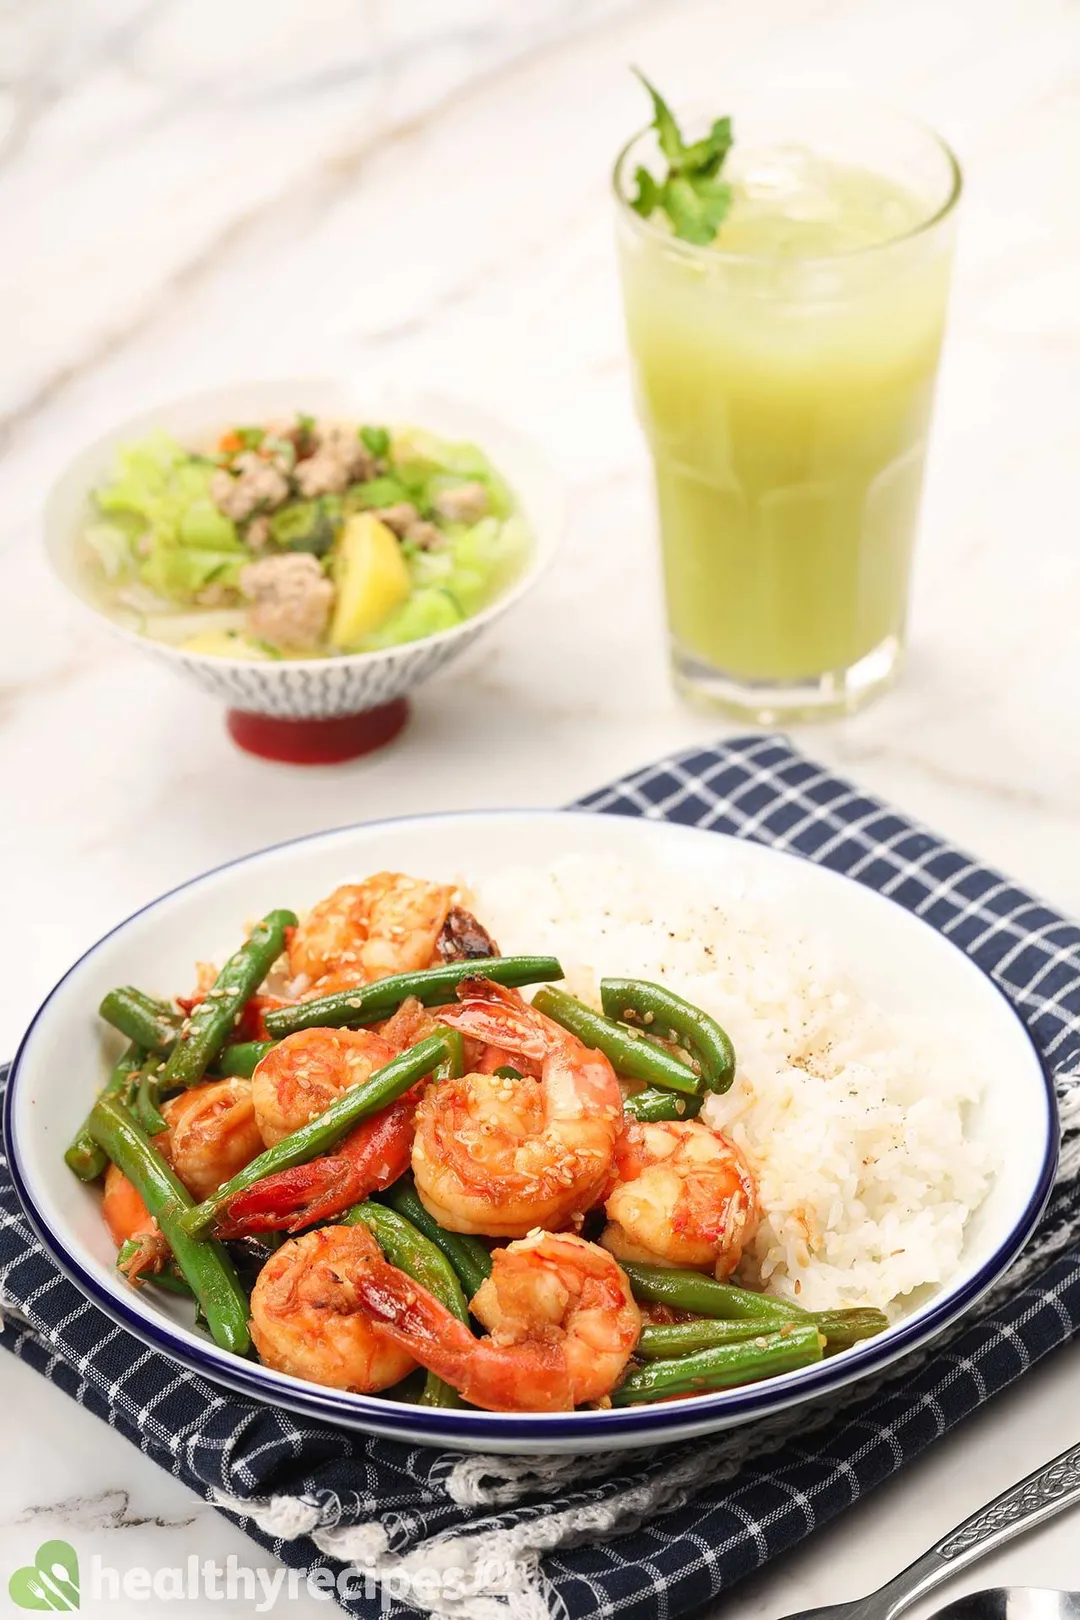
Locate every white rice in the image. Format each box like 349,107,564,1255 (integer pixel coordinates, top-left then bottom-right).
468,854,992,1317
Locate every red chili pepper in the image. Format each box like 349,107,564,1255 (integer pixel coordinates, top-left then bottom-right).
175,990,291,1043
214,1094,417,1236
234,994,294,1042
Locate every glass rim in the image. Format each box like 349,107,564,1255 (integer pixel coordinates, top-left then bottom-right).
612,93,963,266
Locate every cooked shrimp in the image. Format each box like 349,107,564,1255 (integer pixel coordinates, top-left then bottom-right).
288,873,454,987
412,978,623,1238
103,1081,265,1273
102,1163,153,1248
102,1164,169,1281
251,1027,396,1146
601,1119,760,1279
372,994,441,1054
249,1224,416,1393
215,1093,417,1236
296,966,370,998
354,1230,640,1412
160,1078,265,1201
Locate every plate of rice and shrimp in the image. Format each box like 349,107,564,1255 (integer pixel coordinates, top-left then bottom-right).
6,812,1055,1452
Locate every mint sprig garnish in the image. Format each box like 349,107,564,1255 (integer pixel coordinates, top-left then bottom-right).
629,69,733,245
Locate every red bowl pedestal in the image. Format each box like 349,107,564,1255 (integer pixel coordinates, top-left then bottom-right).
226,698,410,764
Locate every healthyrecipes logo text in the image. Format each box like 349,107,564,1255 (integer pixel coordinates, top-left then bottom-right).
8,1546,343,1611
8,1542,522,1613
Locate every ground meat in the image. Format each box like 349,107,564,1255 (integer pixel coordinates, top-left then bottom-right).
432,480,489,525
211,453,290,522
405,519,443,550
239,553,334,650
245,515,271,551
374,502,420,537
292,452,345,497
293,423,375,498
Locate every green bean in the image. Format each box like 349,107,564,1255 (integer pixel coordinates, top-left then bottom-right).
419,1374,463,1407
65,1046,146,1181
637,1308,887,1360
622,1087,704,1123
378,1176,492,1300
160,909,297,1091
88,1095,251,1355
611,1322,823,1405
181,1033,450,1236
531,986,702,1096
636,1318,776,1357
147,1268,197,1299
345,1199,470,1408
434,1027,464,1082
814,1308,890,1350
134,1069,168,1136
600,978,736,1094
99,987,183,1054
621,1262,808,1323
263,955,564,1039
345,1202,470,1318
215,1040,274,1078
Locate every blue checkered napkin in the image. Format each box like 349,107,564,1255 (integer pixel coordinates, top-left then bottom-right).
2,734,1079,1620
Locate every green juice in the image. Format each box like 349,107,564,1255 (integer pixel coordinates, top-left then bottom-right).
617,138,958,710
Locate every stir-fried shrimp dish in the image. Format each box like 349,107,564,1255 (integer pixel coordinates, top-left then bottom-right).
71,867,894,1412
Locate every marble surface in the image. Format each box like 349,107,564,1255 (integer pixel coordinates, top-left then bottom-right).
1,0,1078,1613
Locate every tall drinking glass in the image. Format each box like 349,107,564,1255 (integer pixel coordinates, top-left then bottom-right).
614,93,961,721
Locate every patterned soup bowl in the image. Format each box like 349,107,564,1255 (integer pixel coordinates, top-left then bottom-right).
43,380,563,761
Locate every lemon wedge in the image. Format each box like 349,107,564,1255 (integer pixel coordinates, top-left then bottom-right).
329,513,412,649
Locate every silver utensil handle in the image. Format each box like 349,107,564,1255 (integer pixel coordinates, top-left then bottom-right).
935,1443,1080,1560
879,1442,1080,1619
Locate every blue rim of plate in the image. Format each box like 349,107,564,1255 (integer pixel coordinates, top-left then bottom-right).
4,808,1061,1443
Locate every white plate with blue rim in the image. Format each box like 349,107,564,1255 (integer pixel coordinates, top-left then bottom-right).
5,810,1056,1453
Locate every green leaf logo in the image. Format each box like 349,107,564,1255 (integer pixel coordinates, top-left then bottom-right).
8,1540,80,1610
